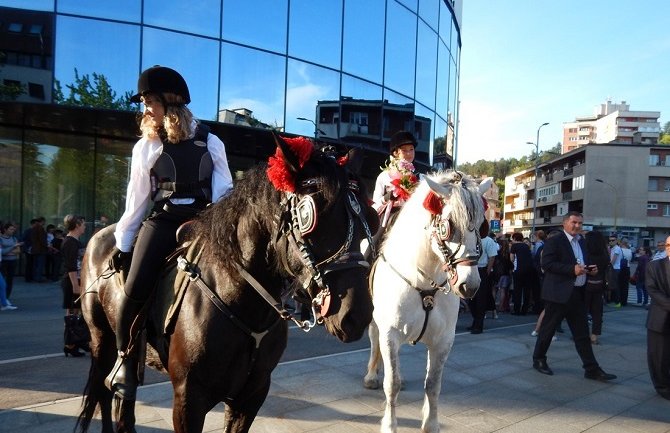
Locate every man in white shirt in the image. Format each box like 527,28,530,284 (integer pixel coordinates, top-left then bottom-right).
467,232,498,334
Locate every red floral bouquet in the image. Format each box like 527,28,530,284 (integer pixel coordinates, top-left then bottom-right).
384,158,418,201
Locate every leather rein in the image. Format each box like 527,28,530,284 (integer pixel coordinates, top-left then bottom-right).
380,213,481,345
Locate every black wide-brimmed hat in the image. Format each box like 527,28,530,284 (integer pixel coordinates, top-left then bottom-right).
130,65,190,104
389,130,417,153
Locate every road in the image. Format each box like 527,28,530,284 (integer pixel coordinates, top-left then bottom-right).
0,279,541,411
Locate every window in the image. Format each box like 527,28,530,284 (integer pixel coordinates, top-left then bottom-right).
3,79,21,87
28,82,45,100
350,112,368,126
649,179,658,191
8,23,23,33
648,203,658,210
664,205,670,217
572,175,584,190
650,154,660,166
28,24,43,34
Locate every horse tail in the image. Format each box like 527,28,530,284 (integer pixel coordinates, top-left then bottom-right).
74,351,115,433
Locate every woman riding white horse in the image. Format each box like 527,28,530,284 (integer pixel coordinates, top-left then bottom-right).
364,170,488,433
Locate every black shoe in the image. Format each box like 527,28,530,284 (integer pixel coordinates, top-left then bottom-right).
64,346,85,357
533,359,553,375
470,328,483,334
466,326,473,331
584,367,616,382
105,354,138,400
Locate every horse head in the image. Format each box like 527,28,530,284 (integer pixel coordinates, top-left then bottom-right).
268,133,376,342
418,171,487,298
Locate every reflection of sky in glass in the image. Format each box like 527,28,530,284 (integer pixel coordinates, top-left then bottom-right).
142,28,219,121
439,0,452,47
222,0,287,54
57,0,140,22
434,116,447,156
435,41,450,121
415,20,438,111
289,0,342,70
0,0,53,11
144,0,220,38
342,0,384,83
342,74,382,101
396,0,417,13
451,20,459,57
384,1,416,98
285,60,340,137
220,43,286,128
449,58,457,117
55,17,139,98
419,0,439,30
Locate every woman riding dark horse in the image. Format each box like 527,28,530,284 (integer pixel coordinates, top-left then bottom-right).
104,65,234,401
76,131,377,432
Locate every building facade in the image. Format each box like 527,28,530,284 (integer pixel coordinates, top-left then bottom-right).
562,100,660,153
0,0,462,238
503,143,670,247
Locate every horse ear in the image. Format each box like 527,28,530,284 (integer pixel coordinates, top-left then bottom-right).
272,131,300,174
425,176,451,197
344,147,364,175
478,176,493,195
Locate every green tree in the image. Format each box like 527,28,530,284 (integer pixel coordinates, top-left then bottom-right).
0,52,26,101
54,69,134,110
659,121,670,145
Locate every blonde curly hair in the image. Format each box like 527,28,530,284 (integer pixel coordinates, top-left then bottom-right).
139,92,195,144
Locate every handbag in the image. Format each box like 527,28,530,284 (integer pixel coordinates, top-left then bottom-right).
64,314,91,346
629,273,638,285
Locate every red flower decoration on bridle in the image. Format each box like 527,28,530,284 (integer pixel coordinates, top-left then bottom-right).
423,191,444,215
266,136,314,192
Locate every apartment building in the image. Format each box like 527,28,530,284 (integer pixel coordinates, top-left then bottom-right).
563,100,660,153
503,143,670,247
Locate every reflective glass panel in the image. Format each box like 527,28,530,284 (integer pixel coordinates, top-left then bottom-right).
144,0,220,38
288,0,342,70
0,0,53,11
415,20,437,111
0,127,23,224
418,0,439,30
340,74,383,144
220,43,286,129
433,116,447,156
23,130,95,233
384,1,416,98
55,17,140,103
95,138,132,226
142,28,219,120
222,0,288,54
451,19,460,55
435,40,450,121
414,104,433,163
285,59,340,139
438,0,452,47
342,0,384,83
396,0,417,13
449,57,457,122
57,0,140,22
382,88,414,142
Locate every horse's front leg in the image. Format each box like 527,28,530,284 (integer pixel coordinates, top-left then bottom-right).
363,319,382,389
172,380,215,433
379,331,402,433
222,378,271,433
420,339,453,433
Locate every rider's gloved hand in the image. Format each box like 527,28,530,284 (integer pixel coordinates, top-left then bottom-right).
110,247,132,273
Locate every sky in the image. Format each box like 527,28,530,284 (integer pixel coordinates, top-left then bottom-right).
456,0,670,164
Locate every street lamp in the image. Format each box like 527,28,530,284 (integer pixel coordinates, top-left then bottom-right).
595,178,618,234
296,117,326,140
530,122,549,240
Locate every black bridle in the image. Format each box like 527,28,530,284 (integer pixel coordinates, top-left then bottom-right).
272,177,375,328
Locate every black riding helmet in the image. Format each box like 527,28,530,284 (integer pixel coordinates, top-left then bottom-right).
389,130,417,154
130,65,190,104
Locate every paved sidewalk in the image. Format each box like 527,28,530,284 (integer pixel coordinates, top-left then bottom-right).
1,304,668,433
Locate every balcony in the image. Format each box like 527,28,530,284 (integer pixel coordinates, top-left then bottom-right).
563,167,573,177
563,191,572,200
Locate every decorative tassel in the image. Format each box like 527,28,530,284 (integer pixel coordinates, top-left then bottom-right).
423,191,443,215
267,136,314,192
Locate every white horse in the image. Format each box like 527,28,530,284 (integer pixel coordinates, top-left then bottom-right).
363,171,489,433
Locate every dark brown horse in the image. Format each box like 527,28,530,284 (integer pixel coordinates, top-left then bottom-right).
75,135,378,433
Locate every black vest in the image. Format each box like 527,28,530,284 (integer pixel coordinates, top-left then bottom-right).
150,124,213,204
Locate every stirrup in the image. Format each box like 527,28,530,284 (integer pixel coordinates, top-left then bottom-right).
104,351,138,400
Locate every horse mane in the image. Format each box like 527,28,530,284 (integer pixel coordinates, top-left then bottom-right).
401,170,484,235
189,149,346,276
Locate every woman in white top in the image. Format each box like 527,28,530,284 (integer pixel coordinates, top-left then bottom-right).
105,66,233,400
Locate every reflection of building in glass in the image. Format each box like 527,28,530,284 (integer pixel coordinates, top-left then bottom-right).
0,0,462,234
0,8,53,102
315,97,431,164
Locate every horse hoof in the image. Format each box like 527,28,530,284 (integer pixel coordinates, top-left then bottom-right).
363,377,380,389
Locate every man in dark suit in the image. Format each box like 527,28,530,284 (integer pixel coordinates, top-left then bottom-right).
532,211,616,381
645,235,670,399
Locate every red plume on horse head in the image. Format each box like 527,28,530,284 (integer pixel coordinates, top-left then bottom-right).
266,132,314,192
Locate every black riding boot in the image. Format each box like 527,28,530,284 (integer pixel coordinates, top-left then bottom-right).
104,294,144,400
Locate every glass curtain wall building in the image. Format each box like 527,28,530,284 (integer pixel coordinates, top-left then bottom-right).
0,0,462,238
